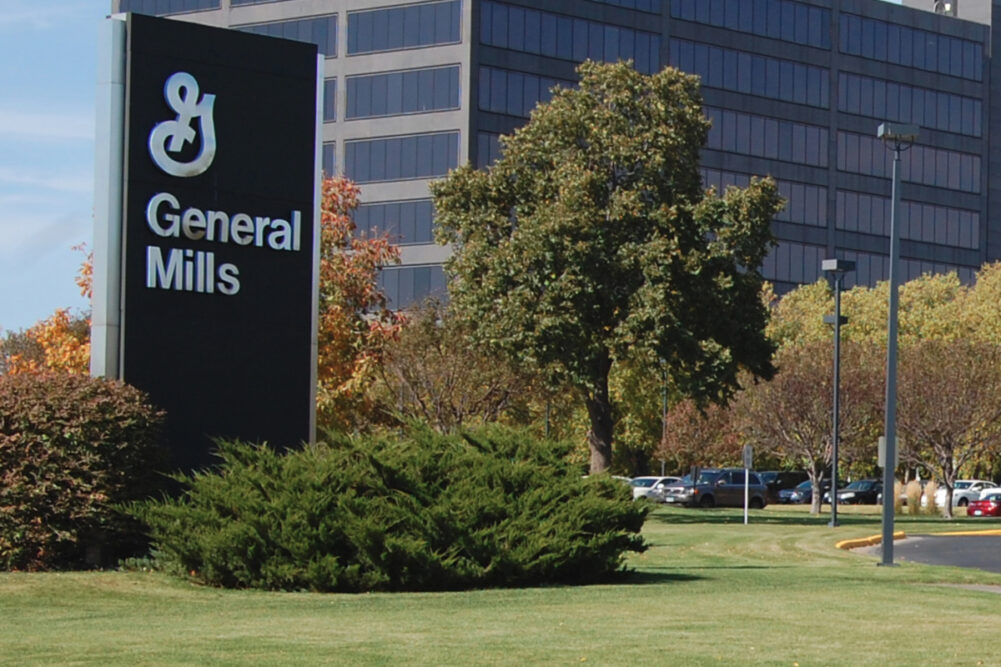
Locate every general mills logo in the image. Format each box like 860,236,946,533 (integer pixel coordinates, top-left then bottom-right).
148,72,216,178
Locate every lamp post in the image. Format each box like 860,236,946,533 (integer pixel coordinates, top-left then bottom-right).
877,122,918,566
822,258,854,529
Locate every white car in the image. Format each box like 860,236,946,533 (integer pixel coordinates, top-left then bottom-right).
630,476,681,501
932,480,996,508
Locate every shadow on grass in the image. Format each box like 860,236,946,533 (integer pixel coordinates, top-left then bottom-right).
646,507,883,527
620,570,706,585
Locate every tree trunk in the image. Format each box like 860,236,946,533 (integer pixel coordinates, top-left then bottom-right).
586,359,615,474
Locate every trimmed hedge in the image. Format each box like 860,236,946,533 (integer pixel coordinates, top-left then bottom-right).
133,426,647,592
0,373,165,570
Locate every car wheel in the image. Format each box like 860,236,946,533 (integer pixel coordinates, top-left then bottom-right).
699,495,715,508
959,498,969,507
749,497,764,510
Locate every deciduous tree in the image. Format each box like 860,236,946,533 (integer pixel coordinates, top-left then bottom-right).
316,176,402,431
897,340,1001,518
732,341,883,514
433,61,783,473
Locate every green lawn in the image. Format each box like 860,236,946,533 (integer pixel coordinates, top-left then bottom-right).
3,505,1001,665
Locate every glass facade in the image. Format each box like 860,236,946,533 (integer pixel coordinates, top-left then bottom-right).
348,0,462,55
345,131,460,184
671,39,829,108
237,15,337,57
323,79,336,122
379,265,448,309
347,66,460,119
705,107,828,168
355,199,436,245
671,0,831,49
478,67,573,118
702,169,827,228
589,0,661,13
839,73,981,137
837,131,980,193
839,13,982,81
120,0,218,13
480,1,661,74
837,191,979,250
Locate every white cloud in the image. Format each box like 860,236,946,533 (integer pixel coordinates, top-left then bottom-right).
0,166,93,194
0,4,96,30
0,109,94,141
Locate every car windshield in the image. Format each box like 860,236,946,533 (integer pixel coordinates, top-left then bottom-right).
844,481,875,491
678,471,720,485
631,478,657,487
955,481,972,490
986,494,1001,502
796,480,812,490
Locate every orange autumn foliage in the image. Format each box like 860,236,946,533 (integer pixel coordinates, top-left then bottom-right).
316,176,402,430
4,246,92,375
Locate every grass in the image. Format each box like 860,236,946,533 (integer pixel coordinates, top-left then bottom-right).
4,505,1001,665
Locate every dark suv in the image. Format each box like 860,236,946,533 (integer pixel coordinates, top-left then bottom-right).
760,470,809,503
660,469,769,509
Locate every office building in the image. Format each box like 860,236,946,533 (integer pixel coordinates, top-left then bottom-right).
112,0,996,302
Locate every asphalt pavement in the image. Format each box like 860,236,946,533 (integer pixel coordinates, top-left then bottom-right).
870,534,1001,573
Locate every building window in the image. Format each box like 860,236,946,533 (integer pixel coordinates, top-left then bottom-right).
671,0,830,49
348,0,461,55
480,1,661,75
588,0,661,13
120,0,219,14
478,66,574,118
837,132,980,193
237,15,338,58
704,107,828,168
761,241,825,287
345,131,459,184
477,132,503,168
355,199,435,245
323,79,336,122
378,265,447,309
702,169,827,228
839,13,982,82
347,65,460,119
838,73,981,138
322,142,336,177
836,190,979,250
672,39,828,108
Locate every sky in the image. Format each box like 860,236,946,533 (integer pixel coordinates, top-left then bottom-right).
0,1,107,334
0,0,907,335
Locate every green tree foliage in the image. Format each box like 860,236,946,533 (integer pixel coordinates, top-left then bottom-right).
132,426,647,592
433,61,783,473
0,373,165,570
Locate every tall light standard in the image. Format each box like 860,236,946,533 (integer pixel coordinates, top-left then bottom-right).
877,122,918,566
822,258,854,529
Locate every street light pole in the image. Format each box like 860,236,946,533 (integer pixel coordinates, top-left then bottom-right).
822,258,854,529
877,122,918,566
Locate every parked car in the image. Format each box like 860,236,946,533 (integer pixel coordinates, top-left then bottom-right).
760,470,810,503
967,491,1001,517
779,479,833,504
827,479,882,505
630,476,681,501
931,479,996,508
659,469,769,509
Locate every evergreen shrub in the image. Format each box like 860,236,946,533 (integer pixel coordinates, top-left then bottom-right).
132,426,647,592
0,372,165,570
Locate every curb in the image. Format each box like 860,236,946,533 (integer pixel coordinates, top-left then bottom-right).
836,531,906,550
934,529,1001,537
